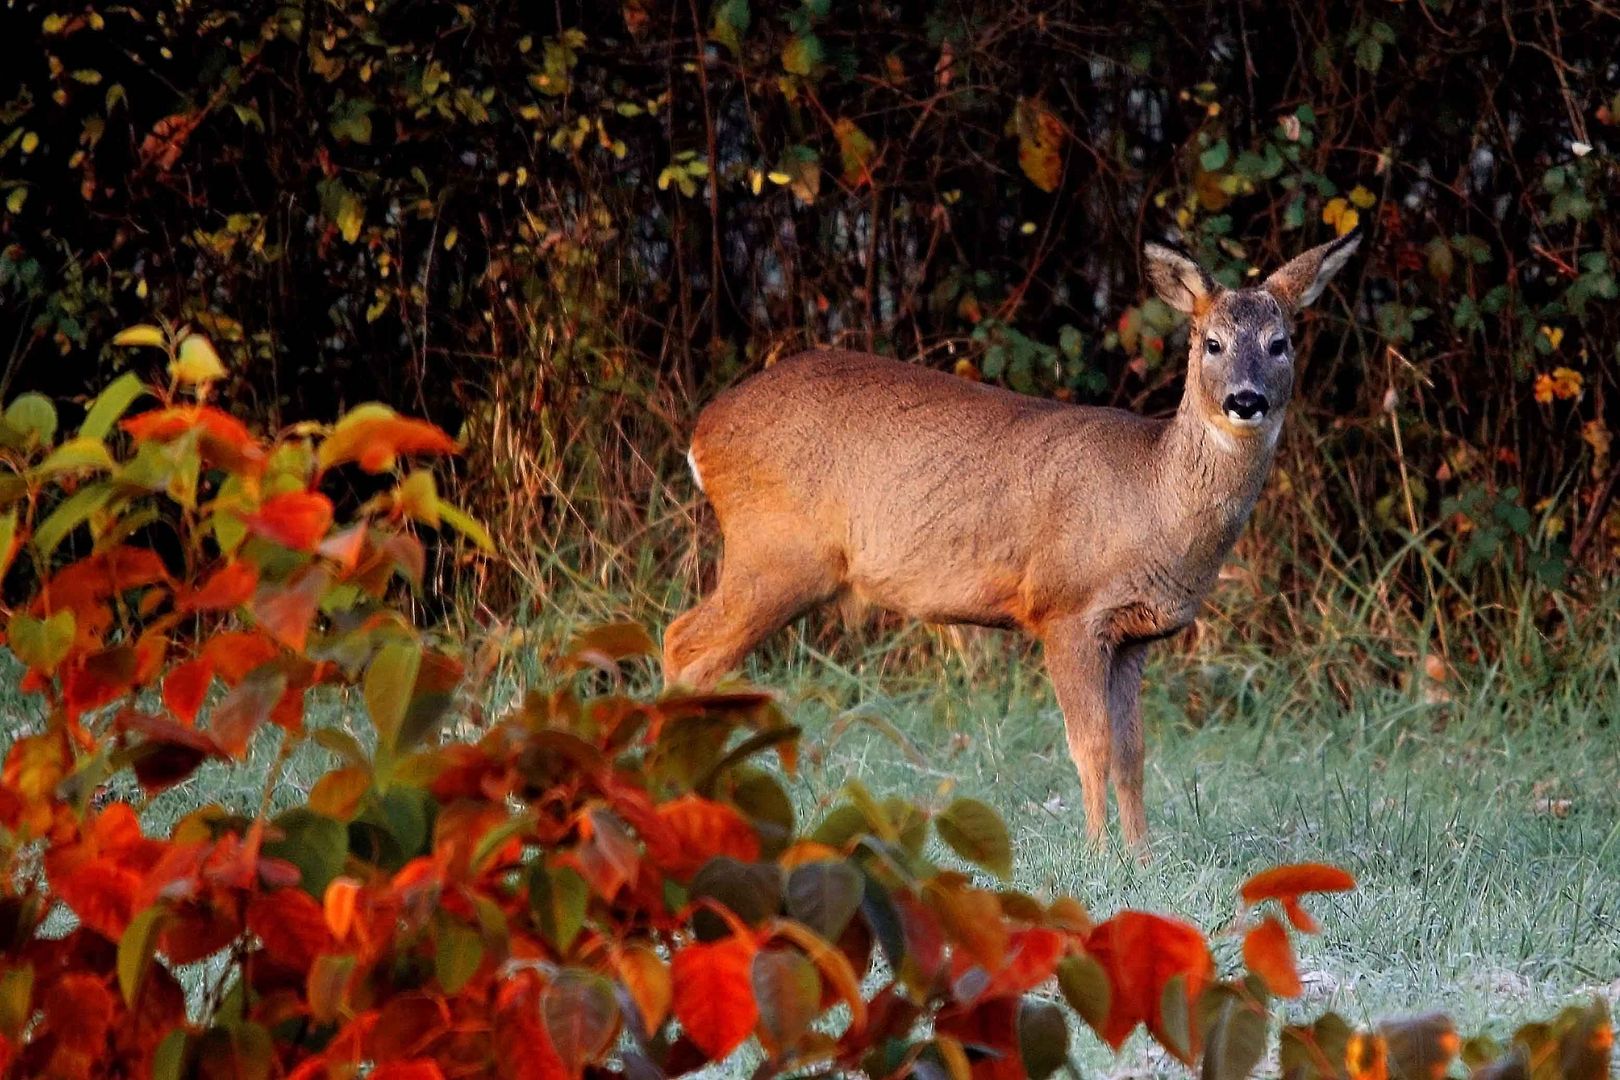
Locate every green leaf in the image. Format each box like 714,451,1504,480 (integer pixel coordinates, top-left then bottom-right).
264,808,348,897
119,904,167,1006
8,610,76,672
1200,985,1268,1080
785,860,864,941
0,963,34,1036
530,862,589,953
434,919,485,993
2,393,58,449
752,947,820,1055
436,499,495,553
1058,954,1111,1036
81,372,148,440
151,1030,192,1080
35,481,115,556
935,797,1013,879
0,509,19,583
1018,998,1070,1080
1199,139,1230,171
365,639,422,756
1159,973,1194,1062
34,436,116,478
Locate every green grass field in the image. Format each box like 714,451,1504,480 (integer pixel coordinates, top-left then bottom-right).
741,626,1620,1072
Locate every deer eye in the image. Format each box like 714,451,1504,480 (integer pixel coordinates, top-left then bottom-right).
1205,338,1223,355
1268,337,1288,357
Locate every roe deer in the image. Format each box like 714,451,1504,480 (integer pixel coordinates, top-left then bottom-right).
663,234,1360,848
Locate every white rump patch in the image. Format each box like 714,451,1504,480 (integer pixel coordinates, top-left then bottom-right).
687,448,704,493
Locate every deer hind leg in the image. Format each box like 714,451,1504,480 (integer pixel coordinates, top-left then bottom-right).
1042,617,1113,845
663,537,839,690
1108,643,1151,852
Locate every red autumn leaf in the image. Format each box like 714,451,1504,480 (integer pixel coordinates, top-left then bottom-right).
655,795,761,878
494,973,571,1080
39,546,171,620
934,996,1024,1080
42,972,117,1054
369,1064,448,1080
319,407,459,475
122,405,264,472
1243,916,1303,998
247,888,335,974
1240,863,1356,934
239,491,334,552
202,630,282,684
1084,910,1214,1060
179,560,259,612
671,933,760,1059
977,926,1070,998
43,803,168,939
120,710,222,792
163,657,214,723
251,565,331,652
62,646,140,718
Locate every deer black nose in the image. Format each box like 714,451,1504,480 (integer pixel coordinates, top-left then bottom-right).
1223,389,1269,421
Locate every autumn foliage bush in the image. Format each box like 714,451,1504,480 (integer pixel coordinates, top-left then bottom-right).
0,330,1611,1078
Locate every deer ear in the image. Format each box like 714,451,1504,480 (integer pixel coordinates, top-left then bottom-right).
1143,242,1217,315
1264,231,1361,311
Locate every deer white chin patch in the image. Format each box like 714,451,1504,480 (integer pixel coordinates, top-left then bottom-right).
687,449,705,493
1224,410,1268,428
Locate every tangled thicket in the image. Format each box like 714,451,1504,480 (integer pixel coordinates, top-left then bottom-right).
3,0,1618,648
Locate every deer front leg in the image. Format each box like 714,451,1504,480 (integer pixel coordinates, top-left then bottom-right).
1109,642,1151,852
1042,617,1113,845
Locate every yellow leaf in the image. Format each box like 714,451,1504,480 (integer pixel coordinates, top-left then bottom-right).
169,334,227,385
113,324,167,349
1012,98,1064,193
5,188,25,214
1550,366,1583,400
1533,374,1555,404
1540,325,1564,349
1348,184,1377,209
1335,208,1360,236
1322,197,1349,228
21,132,39,155
833,118,876,187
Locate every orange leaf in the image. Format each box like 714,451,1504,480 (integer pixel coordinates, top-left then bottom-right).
248,888,335,974
163,658,214,724
655,795,760,879
1240,863,1355,934
122,404,264,473
615,943,673,1034
202,630,282,684
1243,916,1303,997
238,491,334,552
319,405,459,475
671,933,760,1059
1084,910,1214,1059
179,560,259,612
318,523,367,572
324,878,362,942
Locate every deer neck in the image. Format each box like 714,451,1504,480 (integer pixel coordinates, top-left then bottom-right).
1157,397,1280,538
